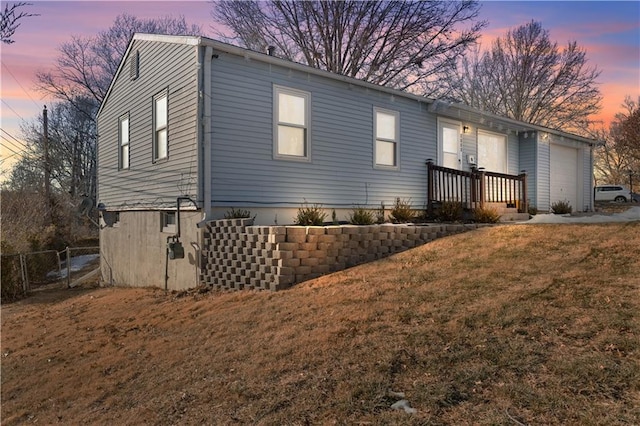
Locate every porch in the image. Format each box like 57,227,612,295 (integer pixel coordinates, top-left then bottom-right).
426,160,529,221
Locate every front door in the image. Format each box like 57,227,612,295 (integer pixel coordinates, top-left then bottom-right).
439,119,461,170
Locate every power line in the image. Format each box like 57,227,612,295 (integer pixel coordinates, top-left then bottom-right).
0,137,24,154
1,98,26,122
0,140,23,156
1,61,41,109
0,150,23,163
0,128,26,148
0,140,22,156
0,131,23,150
0,127,25,142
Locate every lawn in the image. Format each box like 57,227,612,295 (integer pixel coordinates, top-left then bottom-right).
2,222,639,425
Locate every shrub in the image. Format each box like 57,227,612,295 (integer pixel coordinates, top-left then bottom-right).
551,200,572,214
376,202,386,224
473,206,501,223
413,205,429,223
224,207,252,219
1,241,23,303
349,206,375,225
438,201,464,222
295,202,327,226
528,205,538,216
389,197,415,223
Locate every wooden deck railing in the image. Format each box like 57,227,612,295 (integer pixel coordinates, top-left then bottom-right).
426,160,527,214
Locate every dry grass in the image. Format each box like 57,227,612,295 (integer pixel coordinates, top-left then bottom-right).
2,223,639,425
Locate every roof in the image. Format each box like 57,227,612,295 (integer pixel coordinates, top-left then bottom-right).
98,33,598,146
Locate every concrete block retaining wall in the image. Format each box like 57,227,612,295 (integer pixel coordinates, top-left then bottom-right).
201,219,483,291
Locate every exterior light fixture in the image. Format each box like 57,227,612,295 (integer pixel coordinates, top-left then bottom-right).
463,126,470,134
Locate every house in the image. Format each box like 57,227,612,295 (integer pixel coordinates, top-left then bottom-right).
96,34,596,290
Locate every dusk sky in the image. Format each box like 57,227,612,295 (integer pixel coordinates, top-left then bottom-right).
1,1,639,179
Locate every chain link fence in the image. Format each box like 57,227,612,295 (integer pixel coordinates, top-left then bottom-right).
1,246,99,303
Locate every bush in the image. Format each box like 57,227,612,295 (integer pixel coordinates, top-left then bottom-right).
331,209,339,225
349,206,375,225
473,206,501,223
1,241,23,303
224,207,252,219
376,202,386,224
528,205,538,216
438,201,464,222
551,200,572,214
295,202,327,226
389,197,415,223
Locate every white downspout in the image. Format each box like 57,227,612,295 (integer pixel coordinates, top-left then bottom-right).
198,45,214,228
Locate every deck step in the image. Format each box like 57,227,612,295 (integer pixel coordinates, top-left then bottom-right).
482,202,530,222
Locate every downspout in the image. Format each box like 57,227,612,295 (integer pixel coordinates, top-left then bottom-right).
198,45,214,228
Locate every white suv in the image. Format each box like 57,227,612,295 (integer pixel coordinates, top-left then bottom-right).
594,185,631,203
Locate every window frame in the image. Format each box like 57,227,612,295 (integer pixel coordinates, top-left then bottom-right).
118,113,130,170
273,85,311,162
373,107,400,170
153,89,168,162
437,117,462,170
161,211,176,233
477,129,508,173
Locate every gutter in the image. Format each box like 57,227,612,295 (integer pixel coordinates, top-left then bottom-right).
197,45,214,228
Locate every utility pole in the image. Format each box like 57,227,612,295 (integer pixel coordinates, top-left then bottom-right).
43,105,52,224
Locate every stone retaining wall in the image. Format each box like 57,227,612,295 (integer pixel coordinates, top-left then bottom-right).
201,219,483,291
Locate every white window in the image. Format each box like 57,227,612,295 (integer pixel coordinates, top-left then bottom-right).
274,86,310,160
477,130,507,173
374,108,399,169
161,211,176,233
153,91,168,161
118,114,129,169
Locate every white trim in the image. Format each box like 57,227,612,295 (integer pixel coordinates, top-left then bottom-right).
373,107,400,170
118,113,130,170
273,85,311,162
153,89,169,162
477,129,508,173
437,117,462,170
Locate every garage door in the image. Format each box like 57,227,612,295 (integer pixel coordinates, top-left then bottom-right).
550,144,578,210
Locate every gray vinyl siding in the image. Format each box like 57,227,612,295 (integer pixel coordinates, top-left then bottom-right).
97,39,200,209
208,51,436,209
519,136,537,209
461,130,475,171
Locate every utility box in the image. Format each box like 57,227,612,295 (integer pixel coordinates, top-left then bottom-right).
168,240,185,259
467,154,477,166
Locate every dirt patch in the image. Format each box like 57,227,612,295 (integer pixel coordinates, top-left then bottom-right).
2,223,639,425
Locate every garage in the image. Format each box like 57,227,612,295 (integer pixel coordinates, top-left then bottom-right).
550,144,579,210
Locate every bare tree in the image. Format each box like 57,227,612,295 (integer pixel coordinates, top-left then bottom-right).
212,0,486,97
450,21,602,133
1,1,38,44
5,102,95,196
36,13,202,116
31,13,202,202
593,97,640,187
617,97,640,168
